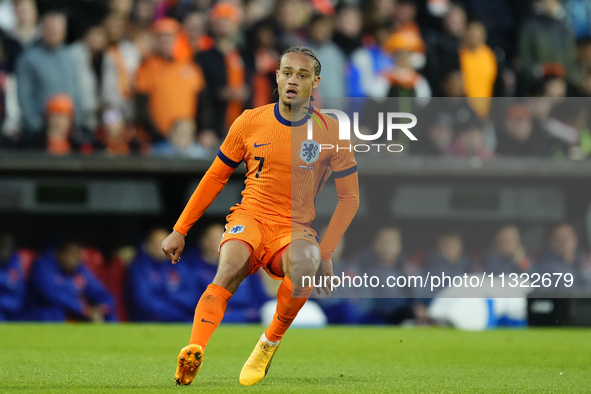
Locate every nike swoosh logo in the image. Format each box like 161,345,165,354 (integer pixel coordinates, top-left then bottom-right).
201,318,215,325
277,316,289,323
254,142,271,148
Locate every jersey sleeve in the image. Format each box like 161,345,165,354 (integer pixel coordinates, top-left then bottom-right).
218,110,248,166
173,111,249,235
319,172,360,261
327,118,358,177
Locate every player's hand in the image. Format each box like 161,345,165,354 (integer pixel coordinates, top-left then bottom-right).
162,230,185,264
315,259,336,296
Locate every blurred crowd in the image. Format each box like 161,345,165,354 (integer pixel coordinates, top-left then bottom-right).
0,0,591,159
2,221,590,324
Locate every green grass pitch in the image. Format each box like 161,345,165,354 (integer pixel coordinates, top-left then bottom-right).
0,324,590,393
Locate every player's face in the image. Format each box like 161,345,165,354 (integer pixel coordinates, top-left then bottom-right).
276,52,321,107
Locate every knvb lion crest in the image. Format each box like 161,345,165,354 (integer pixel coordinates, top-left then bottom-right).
229,225,245,234
300,140,320,164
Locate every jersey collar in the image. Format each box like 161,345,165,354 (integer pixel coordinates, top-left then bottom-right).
274,102,314,127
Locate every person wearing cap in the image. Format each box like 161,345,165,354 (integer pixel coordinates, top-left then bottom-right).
135,17,210,146
496,102,551,157
44,93,75,155
16,12,84,142
383,30,431,98
196,2,251,139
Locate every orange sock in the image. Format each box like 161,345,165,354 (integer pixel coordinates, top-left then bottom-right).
189,283,232,349
264,276,312,342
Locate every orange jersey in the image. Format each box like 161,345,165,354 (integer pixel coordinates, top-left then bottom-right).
217,103,357,227
135,56,205,134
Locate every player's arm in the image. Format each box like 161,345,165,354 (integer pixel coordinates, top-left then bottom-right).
319,169,360,262
316,169,359,295
162,113,247,263
162,156,238,263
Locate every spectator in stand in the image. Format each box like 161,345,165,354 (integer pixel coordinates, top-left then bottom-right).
102,14,142,121
423,3,466,95
246,20,280,108
385,0,425,70
462,0,518,58
577,38,591,95
173,11,213,62
362,0,396,28
459,21,497,119
0,234,26,321
346,21,393,98
545,98,591,159
28,240,116,322
424,230,472,280
314,228,366,325
306,14,347,104
16,12,84,142
71,25,108,132
272,0,310,50
413,70,482,155
35,0,109,43
242,0,272,28
108,0,134,20
563,0,591,40
151,118,210,158
414,113,455,156
448,119,494,159
9,0,39,48
496,102,551,157
332,5,364,58
577,38,591,72
351,227,414,324
530,63,572,97
0,29,21,145
44,94,77,155
196,2,250,139
518,0,579,91
483,225,531,275
127,228,200,322
383,31,431,97
533,223,591,288
135,17,208,146
187,223,269,323
94,107,139,156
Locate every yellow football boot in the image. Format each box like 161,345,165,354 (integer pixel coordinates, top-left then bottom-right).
174,344,204,386
239,337,281,386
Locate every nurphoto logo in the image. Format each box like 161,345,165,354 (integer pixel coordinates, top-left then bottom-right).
306,109,418,153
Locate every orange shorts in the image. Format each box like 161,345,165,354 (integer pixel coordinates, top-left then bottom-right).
220,213,319,279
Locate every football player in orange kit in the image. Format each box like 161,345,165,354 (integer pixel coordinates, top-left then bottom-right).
161,46,359,386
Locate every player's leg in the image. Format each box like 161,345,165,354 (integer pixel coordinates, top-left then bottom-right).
265,239,320,341
175,240,252,385
240,239,320,386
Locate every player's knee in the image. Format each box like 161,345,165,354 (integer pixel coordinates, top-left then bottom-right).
213,259,249,293
289,253,320,283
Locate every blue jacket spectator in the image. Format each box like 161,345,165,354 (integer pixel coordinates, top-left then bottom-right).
347,41,392,98
531,223,591,288
349,227,415,324
0,235,26,321
127,228,198,322
187,224,269,323
15,12,84,144
28,242,116,322
313,232,367,325
482,225,531,275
